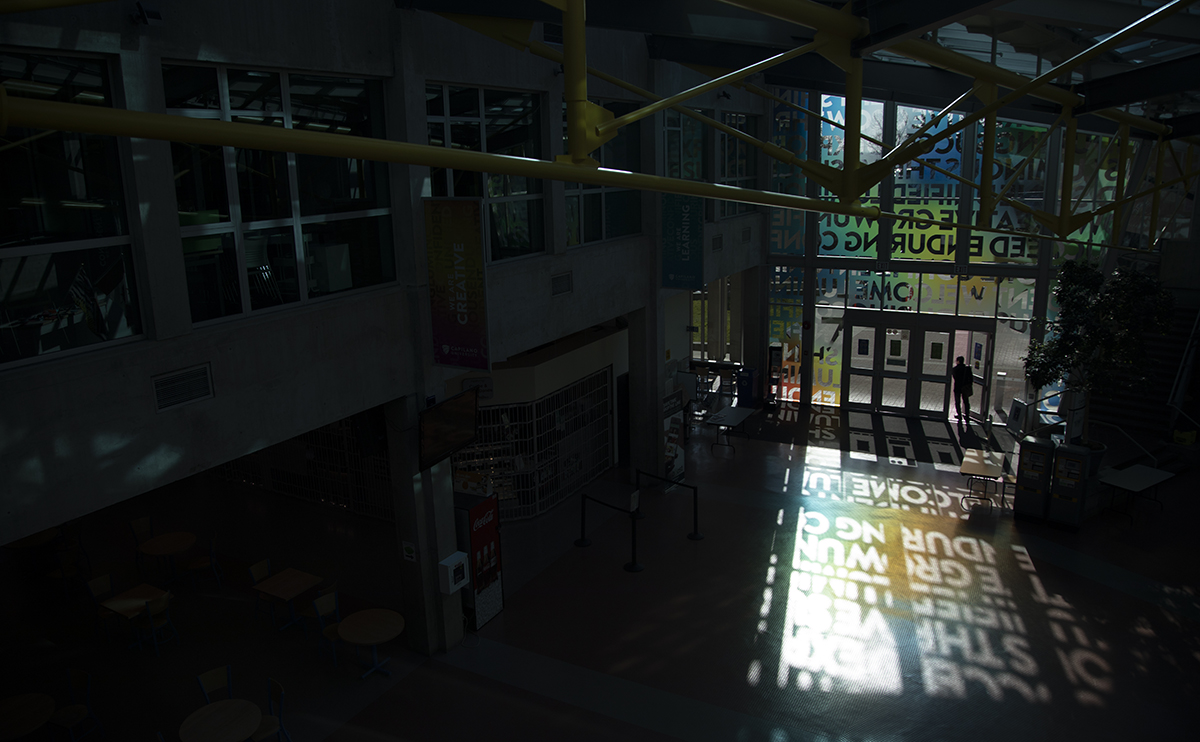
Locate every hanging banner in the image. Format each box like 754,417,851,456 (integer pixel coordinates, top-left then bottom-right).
425,199,489,369
468,495,503,630
662,193,704,289
664,389,686,481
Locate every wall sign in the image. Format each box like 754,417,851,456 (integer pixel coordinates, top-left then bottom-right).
662,193,704,289
425,199,489,370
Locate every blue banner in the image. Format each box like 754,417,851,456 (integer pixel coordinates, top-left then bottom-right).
662,193,703,289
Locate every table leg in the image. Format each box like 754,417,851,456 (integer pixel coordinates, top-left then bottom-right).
277,599,302,630
360,644,392,679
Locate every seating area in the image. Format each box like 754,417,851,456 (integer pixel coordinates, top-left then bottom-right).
0,473,413,739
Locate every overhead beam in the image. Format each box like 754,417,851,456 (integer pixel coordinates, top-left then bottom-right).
0,89,881,219
851,0,1006,55
996,0,1200,45
0,0,111,12
1075,52,1200,114
1162,111,1200,139
596,38,827,136
716,0,1179,137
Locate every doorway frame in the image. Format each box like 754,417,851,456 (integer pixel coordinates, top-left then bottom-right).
842,309,997,419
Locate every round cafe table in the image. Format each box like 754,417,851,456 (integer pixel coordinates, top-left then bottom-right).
0,693,55,741
339,609,405,678
179,699,261,742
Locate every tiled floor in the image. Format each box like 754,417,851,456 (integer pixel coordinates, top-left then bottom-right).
3,403,1199,741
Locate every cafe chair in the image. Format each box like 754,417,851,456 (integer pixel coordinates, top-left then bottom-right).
248,558,277,626
309,592,342,666
130,516,153,574
299,580,337,637
251,678,292,742
132,593,179,656
49,669,103,740
197,665,233,704
184,538,224,589
47,546,90,601
82,573,120,641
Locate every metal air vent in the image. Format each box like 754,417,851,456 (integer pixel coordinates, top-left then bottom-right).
712,234,723,251
154,364,213,411
551,271,573,296
742,227,752,243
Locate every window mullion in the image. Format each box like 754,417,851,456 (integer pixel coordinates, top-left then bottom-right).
218,66,250,315
281,71,308,302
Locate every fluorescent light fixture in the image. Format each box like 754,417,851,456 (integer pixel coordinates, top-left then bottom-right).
60,201,108,210
3,80,60,96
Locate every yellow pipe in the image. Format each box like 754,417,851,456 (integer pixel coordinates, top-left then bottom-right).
596,38,826,136
745,81,990,200
978,85,998,229
0,0,110,12
1,94,881,219
842,54,862,200
717,0,1178,137
995,114,1064,205
561,0,590,164
526,39,835,189
1151,137,1166,244
1060,114,1077,234
1071,133,1117,214
1114,124,1129,239
712,0,863,39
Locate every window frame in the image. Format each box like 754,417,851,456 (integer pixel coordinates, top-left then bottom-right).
425,83,548,263
1,48,145,368
162,61,395,326
562,99,643,247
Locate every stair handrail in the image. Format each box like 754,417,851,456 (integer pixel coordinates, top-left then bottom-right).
1022,390,1064,438
1166,402,1200,432
1167,308,1200,424
1088,420,1157,467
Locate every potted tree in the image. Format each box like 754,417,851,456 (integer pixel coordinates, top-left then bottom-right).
1023,259,1174,452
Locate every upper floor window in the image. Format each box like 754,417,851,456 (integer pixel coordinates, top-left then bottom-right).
426,84,545,262
562,100,643,246
162,64,394,324
1,52,143,365
663,107,707,181
716,112,759,218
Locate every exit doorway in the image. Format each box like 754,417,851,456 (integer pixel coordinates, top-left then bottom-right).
843,309,996,422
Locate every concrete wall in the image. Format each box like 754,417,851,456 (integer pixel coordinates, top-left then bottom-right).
0,2,772,543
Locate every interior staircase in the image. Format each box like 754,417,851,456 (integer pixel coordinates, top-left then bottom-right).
1087,306,1200,475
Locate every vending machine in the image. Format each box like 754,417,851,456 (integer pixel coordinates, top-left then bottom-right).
1048,443,1091,528
1014,436,1056,520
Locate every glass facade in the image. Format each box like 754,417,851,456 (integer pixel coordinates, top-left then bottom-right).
426,84,545,261
1,52,142,365
562,101,643,246
164,64,395,324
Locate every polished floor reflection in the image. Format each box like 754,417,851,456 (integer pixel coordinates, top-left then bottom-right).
2,405,1197,740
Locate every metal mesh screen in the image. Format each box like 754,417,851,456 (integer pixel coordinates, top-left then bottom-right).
453,367,612,520
218,412,394,521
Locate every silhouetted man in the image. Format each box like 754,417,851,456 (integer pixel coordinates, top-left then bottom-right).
952,356,973,421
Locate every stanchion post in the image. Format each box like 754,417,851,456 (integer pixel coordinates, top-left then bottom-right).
688,486,704,540
574,495,591,547
624,509,643,572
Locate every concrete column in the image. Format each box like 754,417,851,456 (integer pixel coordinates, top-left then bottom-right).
728,270,744,363
386,396,464,655
740,265,767,379
117,49,191,340
626,304,665,480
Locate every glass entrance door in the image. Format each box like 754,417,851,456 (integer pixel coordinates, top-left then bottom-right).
968,329,993,423
845,311,996,419
919,330,952,415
